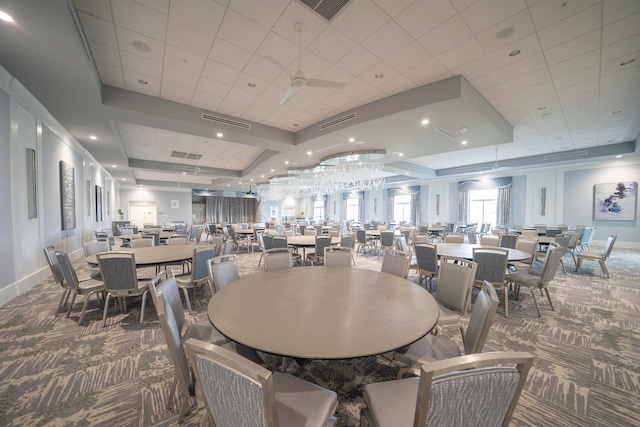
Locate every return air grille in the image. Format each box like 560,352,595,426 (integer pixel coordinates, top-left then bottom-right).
435,127,458,140
297,0,351,21
544,150,588,160
171,151,202,161
201,113,251,129
319,112,356,130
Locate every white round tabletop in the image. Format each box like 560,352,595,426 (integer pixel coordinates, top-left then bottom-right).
435,243,530,261
85,245,201,267
208,267,438,359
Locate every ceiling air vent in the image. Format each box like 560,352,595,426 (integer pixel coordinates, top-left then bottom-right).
201,113,251,130
319,112,356,131
544,150,588,160
171,151,202,161
435,127,458,140
297,0,352,21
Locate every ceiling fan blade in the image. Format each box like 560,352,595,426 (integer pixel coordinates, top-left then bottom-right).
280,85,303,104
307,78,346,89
264,56,297,79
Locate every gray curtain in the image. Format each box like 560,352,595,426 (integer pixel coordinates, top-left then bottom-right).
410,192,420,226
205,197,257,223
358,197,364,222
458,190,469,224
387,195,394,222
496,186,511,228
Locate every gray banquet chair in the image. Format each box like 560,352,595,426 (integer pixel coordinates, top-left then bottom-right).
414,243,438,290
576,234,617,279
131,237,154,248
175,245,216,313
56,250,106,325
356,228,374,256
323,246,353,267
378,230,396,260
82,239,111,280
360,351,533,427
306,235,332,266
579,226,596,251
340,233,357,266
499,233,519,249
263,248,293,271
44,246,72,317
443,232,464,243
473,247,509,317
96,251,150,327
185,338,338,427
509,237,538,272
207,254,240,294
381,249,411,279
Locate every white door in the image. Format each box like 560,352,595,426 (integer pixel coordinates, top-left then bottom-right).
129,203,158,228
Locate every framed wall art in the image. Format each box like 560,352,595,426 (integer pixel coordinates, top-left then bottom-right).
593,182,637,221
60,160,76,230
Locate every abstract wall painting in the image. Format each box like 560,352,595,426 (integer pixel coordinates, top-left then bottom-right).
60,161,76,230
593,182,637,221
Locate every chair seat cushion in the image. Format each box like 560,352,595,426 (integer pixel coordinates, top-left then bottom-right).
577,251,603,260
394,334,461,367
505,272,542,288
437,305,462,327
364,377,419,427
273,372,338,427
78,279,105,293
184,321,264,364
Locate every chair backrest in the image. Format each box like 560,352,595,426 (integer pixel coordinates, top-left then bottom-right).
380,230,395,247
514,238,538,265
397,235,410,253
143,231,160,246
222,241,234,255
539,246,564,286
480,222,491,234
413,351,533,427
256,231,265,251
602,234,617,259
466,228,478,244
304,229,317,236
521,229,537,239
313,235,333,257
356,228,367,244
463,281,499,355
581,227,596,244
534,224,547,235
381,250,411,279
340,233,354,249
207,255,240,293
444,233,464,244
324,246,352,267
435,257,478,315
480,234,500,246
573,225,586,241
473,247,508,285
83,239,110,256
261,234,274,250
55,250,81,291
44,246,65,286
150,270,194,400
96,252,140,292
167,236,189,245
184,338,278,426
263,248,293,271
192,245,217,283
132,237,154,247
499,234,519,249
414,243,438,276
553,234,571,254
272,236,288,250
566,231,580,250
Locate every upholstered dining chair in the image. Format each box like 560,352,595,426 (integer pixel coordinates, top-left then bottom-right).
324,246,353,267
579,226,596,251
263,248,293,271
185,338,338,427
393,281,499,378
132,237,154,248
340,233,356,266
82,240,111,280
431,256,478,340
443,233,464,243
306,235,332,266
381,249,411,279
499,233,519,249
44,246,71,317
378,230,396,260
207,254,240,294
56,250,106,325
480,234,500,246
175,245,216,313
96,252,150,327
356,228,375,256
414,243,438,290
149,269,262,424
361,351,533,427
506,246,564,317
576,234,617,279
472,247,509,317
510,237,538,272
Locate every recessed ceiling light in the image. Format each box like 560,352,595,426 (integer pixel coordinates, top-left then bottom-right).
421,119,429,125
271,169,275,172
349,137,355,142
112,165,116,168
616,155,623,158
131,40,151,52
217,133,223,138
293,123,299,127
461,140,468,145
89,135,97,140
508,49,521,57
611,110,622,115
137,79,148,85
182,172,186,175
307,151,312,155
250,178,253,181
374,73,384,79
121,178,126,181
247,82,256,88
399,153,404,156
405,172,409,175
0,10,14,22
227,184,230,187
538,106,547,110
285,161,289,164
261,175,265,178
620,59,635,66
495,27,514,40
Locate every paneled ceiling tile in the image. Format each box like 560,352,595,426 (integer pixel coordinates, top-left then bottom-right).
111,0,167,41
163,64,199,87
602,33,640,63
161,81,196,104
508,67,551,91
470,70,506,90
89,42,122,68
543,30,601,66
217,9,269,52
116,27,165,63
234,72,270,95
481,82,513,100
317,65,353,85
228,0,289,29
95,63,125,87
263,112,291,128
255,31,298,68
385,42,432,74
556,79,599,99
336,46,381,76
600,78,640,97
341,78,376,99
75,0,113,21
321,91,356,109
490,92,519,107
332,0,390,44
308,27,357,64
209,39,253,70
78,12,118,47
514,80,555,100
226,86,259,105
356,87,388,105
168,0,225,35
475,9,535,54
196,76,231,97
529,0,599,30
175,132,198,145
488,34,542,69
418,15,473,57
281,92,318,111
603,11,640,46
297,85,334,102
404,58,452,86
452,56,496,81
293,50,333,78
499,52,547,80
436,37,485,70
271,2,326,47
166,18,214,57
519,91,558,109
537,4,601,50
603,0,640,26
361,21,413,60
372,0,414,18
395,0,457,39
603,54,640,78
123,70,160,96
549,50,601,79
120,51,162,79
202,59,242,85
259,84,290,105
600,67,640,88
378,74,416,95
360,62,401,87
459,0,527,34
553,65,600,89
164,45,206,75
135,0,169,14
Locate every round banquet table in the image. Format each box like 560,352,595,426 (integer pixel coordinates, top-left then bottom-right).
84,245,199,267
208,267,438,359
118,232,178,241
435,243,530,261
285,235,340,257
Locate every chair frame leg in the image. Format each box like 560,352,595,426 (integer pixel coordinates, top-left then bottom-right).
529,288,542,317
181,288,193,314
544,288,555,311
56,288,71,317
599,260,610,279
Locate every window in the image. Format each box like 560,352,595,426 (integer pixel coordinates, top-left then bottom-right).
313,200,325,221
469,189,497,225
393,194,411,223
346,199,359,221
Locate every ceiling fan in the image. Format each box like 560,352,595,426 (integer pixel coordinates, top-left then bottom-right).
264,23,346,105
246,185,255,195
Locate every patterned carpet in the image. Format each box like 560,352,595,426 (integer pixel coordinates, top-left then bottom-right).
0,242,639,426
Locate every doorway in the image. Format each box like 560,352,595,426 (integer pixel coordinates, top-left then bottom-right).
129,202,158,228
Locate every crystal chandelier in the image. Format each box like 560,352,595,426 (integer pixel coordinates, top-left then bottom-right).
258,162,386,202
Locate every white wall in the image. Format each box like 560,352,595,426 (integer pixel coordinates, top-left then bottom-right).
119,187,193,226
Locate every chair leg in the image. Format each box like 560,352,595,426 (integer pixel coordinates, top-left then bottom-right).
182,288,194,314
140,290,148,323
102,293,113,327
529,288,542,317
166,377,178,411
560,258,567,274
503,288,509,318
576,258,582,273
66,293,78,318
78,295,93,325
544,288,555,311
599,260,610,279
56,288,71,317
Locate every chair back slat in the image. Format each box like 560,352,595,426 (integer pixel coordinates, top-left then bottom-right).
192,246,216,282
97,253,138,291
